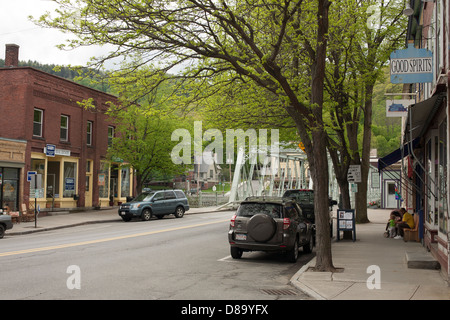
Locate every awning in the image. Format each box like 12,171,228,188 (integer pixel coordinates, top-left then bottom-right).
404,92,446,143
378,137,420,171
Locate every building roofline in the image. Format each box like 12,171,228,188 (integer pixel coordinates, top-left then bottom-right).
0,66,118,99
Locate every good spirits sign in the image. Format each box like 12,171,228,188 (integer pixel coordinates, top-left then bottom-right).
390,44,433,84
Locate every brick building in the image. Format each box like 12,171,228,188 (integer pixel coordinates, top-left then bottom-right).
0,44,133,212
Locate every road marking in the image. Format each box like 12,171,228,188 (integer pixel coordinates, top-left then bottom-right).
217,255,232,262
0,219,229,258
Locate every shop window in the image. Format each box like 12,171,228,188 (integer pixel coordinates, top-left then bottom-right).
99,162,110,198
30,158,45,198
121,167,130,198
1,168,20,211
60,115,69,142
33,109,43,137
438,119,447,235
63,162,77,198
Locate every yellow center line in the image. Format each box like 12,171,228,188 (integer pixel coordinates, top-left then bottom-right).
0,219,229,258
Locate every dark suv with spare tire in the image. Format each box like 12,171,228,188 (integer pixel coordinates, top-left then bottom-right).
228,196,314,262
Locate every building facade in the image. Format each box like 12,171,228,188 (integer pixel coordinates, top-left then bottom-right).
0,44,133,213
402,0,449,280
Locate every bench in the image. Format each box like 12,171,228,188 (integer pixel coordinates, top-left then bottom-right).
8,212,20,224
403,214,419,242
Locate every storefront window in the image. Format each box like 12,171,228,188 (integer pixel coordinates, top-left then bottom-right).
30,158,45,198
99,162,109,198
438,119,447,235
1,168,20,211
63,162,77,198
121,167,130,198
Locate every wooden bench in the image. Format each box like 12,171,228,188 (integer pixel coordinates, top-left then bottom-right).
404,214,419,242
8,212,20,224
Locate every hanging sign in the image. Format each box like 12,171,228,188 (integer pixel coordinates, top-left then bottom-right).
390,44,433,84
386,99,414,117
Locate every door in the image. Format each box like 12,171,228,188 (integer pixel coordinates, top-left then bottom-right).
85,160,93,207
385,181,398,208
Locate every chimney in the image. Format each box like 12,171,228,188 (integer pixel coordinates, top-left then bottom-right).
5,44,19,67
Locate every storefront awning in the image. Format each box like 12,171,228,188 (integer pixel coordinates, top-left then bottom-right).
403,92,446,143
378,137,420,171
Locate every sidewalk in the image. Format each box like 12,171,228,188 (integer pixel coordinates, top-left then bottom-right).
291,209,450,300
6,206,219,235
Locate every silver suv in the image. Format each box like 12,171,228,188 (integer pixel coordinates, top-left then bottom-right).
228,197,314,262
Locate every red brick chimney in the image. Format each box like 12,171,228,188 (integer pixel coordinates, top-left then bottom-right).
5,44,19,67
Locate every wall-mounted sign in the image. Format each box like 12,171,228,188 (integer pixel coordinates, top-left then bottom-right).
390,44,433,83
386,99,414,117
45,144,56,157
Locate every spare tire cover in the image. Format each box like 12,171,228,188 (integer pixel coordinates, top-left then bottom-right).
247,214,277,242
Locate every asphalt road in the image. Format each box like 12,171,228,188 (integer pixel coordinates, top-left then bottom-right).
0,211,313,300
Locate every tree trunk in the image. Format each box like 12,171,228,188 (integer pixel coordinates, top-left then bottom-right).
354,84,374,224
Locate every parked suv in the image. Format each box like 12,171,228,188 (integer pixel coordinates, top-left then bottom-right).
282,189,336,238
228,196,314,262
0,214,13,239
118,189,189,222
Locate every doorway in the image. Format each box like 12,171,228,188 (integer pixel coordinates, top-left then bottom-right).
85,160,93,207
385,181,398,208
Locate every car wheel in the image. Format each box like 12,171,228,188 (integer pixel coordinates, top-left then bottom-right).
0,225,5,239
303,234,313,254
287,238,299,262
141,209,152,221
230,246,243,259
174,206,185,218
121,216,132,222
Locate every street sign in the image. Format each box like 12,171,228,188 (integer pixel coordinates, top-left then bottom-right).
45,144,56,157
27,171,37,182
347,165,361,183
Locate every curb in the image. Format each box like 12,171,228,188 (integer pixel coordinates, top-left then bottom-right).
290,257,327,300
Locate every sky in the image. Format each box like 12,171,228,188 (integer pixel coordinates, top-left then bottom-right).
0,0,110,67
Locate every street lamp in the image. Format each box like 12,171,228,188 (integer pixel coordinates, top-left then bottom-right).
403,2,414,16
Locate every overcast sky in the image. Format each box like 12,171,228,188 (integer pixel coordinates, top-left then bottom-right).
0,0,110,67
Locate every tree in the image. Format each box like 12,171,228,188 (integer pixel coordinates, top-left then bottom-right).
36,0,335,271
105,67,191,194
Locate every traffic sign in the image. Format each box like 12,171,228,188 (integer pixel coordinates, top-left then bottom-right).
347,165,361,183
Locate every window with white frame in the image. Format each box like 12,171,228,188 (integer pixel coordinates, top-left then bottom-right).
60,115,69,141
33,109,43,137
108,126,115,147
87,121,93,146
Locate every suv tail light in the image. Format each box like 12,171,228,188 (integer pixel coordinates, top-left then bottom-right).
230,214,237,227
283,218,291,230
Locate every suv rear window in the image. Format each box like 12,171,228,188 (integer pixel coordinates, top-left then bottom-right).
237,203,283,218
283,190,314,205
174,190,185,198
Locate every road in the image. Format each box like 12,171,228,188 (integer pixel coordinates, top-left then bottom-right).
0,211,313,300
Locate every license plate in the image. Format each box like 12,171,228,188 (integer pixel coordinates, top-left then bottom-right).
120,211,126,216
235,233,247,241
